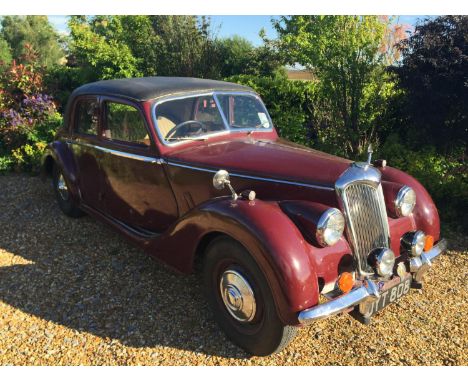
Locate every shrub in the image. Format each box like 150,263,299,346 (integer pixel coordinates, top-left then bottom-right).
0,155,13,173
0,47,62,172
378,135,467,233
44,65,86,112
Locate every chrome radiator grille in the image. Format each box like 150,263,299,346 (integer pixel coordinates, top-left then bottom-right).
339,175,390,276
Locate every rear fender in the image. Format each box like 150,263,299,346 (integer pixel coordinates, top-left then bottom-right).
41,141,80,201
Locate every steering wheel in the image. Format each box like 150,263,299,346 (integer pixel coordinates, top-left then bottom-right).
166,120,207,140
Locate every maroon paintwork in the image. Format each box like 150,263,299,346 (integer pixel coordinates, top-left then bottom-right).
42,90,441,326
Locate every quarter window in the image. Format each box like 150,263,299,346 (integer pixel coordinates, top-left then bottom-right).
74,99,99,135
104,102,150,146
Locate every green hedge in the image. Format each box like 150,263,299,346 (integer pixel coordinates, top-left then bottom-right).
378,135,467,233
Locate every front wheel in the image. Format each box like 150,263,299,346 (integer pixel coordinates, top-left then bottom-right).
203,236,297,356
52,165,85,218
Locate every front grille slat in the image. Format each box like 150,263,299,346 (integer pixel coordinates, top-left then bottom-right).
342,182,390,275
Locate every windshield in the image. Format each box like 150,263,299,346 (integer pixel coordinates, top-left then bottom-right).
154,93,272,143
217,94,271,130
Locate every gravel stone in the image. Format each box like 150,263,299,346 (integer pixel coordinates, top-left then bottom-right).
0,174,466,365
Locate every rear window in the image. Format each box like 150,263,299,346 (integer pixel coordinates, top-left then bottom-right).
74,99,99,135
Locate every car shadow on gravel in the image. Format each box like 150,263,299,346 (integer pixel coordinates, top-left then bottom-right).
0,175,249,359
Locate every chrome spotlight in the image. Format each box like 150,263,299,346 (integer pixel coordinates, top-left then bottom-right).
401,230,426,257
369,248,396,277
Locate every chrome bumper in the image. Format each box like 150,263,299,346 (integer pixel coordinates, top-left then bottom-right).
298,239,447,325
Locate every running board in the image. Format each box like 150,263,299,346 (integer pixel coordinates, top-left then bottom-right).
80,203,161,239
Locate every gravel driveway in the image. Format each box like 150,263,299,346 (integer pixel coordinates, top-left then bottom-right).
0,174,466,365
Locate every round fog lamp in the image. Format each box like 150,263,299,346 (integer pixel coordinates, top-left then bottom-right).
369,248,396,277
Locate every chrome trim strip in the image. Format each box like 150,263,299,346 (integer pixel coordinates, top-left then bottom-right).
410,239,447,283
167,161,335,191
212,92,232,131
69,141,165,164
152,91,274,147
298,279,380,324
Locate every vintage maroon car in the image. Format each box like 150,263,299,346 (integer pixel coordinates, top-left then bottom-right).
42,77,446,356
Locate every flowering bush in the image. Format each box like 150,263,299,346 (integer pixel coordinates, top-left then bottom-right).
0,45,62,172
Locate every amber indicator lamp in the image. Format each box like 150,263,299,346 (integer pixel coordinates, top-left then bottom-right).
424,235,434,252
338,272,354,294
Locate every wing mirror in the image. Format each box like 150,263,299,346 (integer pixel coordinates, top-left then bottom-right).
213,169,230,190
213,170,238,200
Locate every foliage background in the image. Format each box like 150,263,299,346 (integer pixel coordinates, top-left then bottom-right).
0,15,466,232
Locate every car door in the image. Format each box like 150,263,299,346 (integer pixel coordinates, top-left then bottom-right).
98,98,179,233
70,96,104,211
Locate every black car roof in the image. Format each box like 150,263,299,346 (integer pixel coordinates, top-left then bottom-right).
71,76,253,102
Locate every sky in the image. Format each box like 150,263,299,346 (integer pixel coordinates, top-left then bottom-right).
48,15,432,46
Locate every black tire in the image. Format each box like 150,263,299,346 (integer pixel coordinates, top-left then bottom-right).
203,236,297,356
52,165,85,218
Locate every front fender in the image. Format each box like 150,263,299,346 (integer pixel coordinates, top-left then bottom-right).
149,196,320,324
381,166,440,241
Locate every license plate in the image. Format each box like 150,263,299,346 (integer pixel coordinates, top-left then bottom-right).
359,277,411,318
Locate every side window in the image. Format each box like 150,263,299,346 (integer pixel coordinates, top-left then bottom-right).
104,102,150,146
74,99,99,135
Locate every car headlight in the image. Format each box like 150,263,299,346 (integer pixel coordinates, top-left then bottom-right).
369,248,396,277
395,186,416,217
402,230,426,257
316,208,345,246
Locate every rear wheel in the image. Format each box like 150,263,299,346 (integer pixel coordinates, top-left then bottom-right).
203,236,297,356
52,165,85,218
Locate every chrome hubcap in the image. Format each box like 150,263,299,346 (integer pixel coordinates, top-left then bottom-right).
57,174,69,200
219,269,256,322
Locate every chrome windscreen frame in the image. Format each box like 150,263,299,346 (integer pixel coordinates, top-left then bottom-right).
151,91,274,147
335,162,391,278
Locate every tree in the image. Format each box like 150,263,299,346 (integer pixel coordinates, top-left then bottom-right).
216,36,255,77
0,34,11,65
68,16,140,81
111,16,159,76
271,16,394,155
67,16,219,79
148,15,219,78
0,16,64,67
215,35,284,78
248,43,285,78
394,16,468,154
